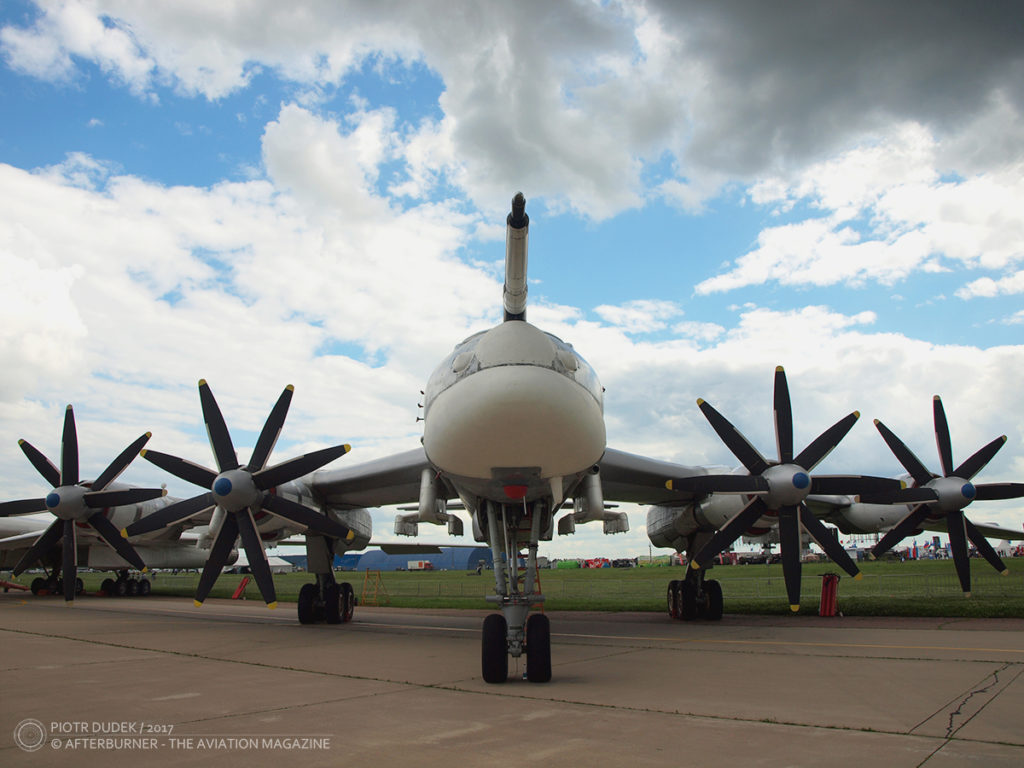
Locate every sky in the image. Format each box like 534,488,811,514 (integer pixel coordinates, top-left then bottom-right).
0,0,1022,561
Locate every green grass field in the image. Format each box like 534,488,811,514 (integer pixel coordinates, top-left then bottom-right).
37,557,1024,618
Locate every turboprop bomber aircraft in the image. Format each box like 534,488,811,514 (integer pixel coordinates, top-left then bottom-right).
4,193,1023,685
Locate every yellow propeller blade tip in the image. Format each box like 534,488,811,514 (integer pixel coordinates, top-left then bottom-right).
665,480,674,490
268,602,278,610
345,530,355,542
789,604,800,613
193,600,204,608
198,378,207,387
696,397,705,406
120,528,129,539
144,431,152,438
963,592,972,598
689,560,701,570
867,552,876,561
1001,569,1010,576
139,448,148,458
343,444,352,453
852,410,861,419
17,438,25,446
142,567,149,574
854,572,863,581
285,384,294,392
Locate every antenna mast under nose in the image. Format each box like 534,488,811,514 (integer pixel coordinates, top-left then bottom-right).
503,192,529,321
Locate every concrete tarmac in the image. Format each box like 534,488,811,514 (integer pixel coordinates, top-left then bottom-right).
1,592,1023,767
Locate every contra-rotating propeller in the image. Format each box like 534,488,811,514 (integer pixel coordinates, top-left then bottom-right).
123,380,354,609
667,366,915,612
0,406,165,603
871,395,1024,596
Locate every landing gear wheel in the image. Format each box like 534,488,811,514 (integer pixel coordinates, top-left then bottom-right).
48,577,61,595
323,582,342,624
297,583,317,625
114,579,129,597
525,613,552,683
100,578,115,595
482,613,508,684
340,582,355,623
680,581,699,621
138,578,152,596
704,579,723,621
126,579,140,597
75,578,84,595
667,579,681,619
31,577,45,595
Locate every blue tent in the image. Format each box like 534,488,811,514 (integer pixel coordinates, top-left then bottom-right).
278,548,493,572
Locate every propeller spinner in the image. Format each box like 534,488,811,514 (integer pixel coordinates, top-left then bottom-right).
0,406,165,603
871,395,1024,596
123,381,354,608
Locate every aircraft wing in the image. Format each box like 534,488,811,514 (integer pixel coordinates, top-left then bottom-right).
598,447,708,505
310,447,430,509
0,517,47,549
918,517,1024,541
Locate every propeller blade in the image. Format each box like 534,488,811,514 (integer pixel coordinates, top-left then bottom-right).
12,518,64,575
194,512,239,605
62,519,77,603
84,487,167,509
88,511,146,571
778,506,802,611
253,444,351,491
946,508,971,596
60,405,79,486
666,474,769,495
248,386,293,472
262,493,354,541
773,367,793,463
199,380,239,472
697,399,770,475
0,497,47,517
873,419,933,487
964,517,1008,576
933,396,954,478
870,504,932,558
793,412,860,472
810,475,903,496
973,482,1024,501
954,435,1007,482
123,491,214,537
858,487,938,504
691,498,767,569
799,506,861,578
92,433,152,491
18,439,60,487
142,449,218,489
236,509,276,607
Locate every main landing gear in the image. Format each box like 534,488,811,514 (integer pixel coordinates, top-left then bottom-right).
297,571,355,625
667,568,723,621
480,500,551,684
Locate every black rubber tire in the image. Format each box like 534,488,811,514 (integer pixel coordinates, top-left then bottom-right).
298,583,317,625
526,613,552,683
31,577,45,595
100,578,115,595
680,580,699,621
75,578,84,595
114,579,129,597
324,582,342,624
341,582,355,622
138,578,152,596
126,579,140,597
667,579,681,619
481,613,508,684
704,579,723,621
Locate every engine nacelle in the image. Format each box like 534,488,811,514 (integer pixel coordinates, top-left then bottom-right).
824,502,910,535
646,494,745,551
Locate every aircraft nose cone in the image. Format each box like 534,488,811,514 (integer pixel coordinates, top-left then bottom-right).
214,477,233,496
